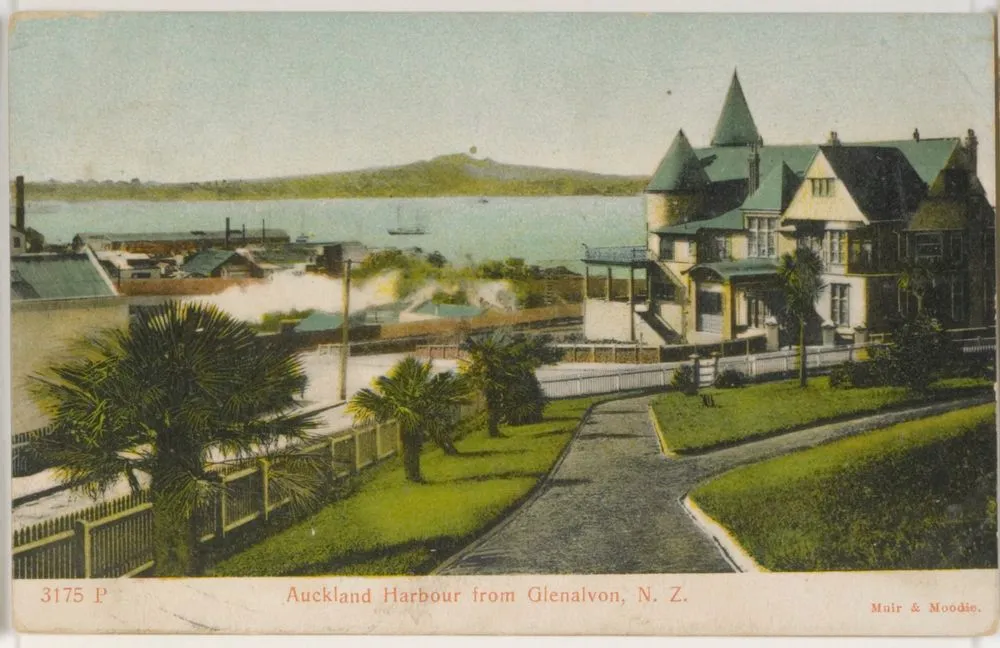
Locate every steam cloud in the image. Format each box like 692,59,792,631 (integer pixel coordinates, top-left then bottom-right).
186,270,517,323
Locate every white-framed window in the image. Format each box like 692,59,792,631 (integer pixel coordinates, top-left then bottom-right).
811,178,836,197
659,236,674,261
951,277,965,322
827,230,847,265
748,217,777,258
949,233,964,262
830,284,850,326
914,232,943,262
708,234,730,261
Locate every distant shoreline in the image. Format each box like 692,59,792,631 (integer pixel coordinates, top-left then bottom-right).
14,152,650,203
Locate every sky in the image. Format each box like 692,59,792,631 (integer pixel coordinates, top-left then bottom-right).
7,12,997,202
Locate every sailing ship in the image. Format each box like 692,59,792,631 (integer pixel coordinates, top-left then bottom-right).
387,206,427,236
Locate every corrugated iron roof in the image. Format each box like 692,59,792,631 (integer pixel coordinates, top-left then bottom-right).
646,130,712,192
11,252,117,301
181,249,241,276
653,208,744,236
711,71,761,147
685,258,779,281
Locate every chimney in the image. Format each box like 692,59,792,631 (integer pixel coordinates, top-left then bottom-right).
827,131,841,146
15,175,25,232
242,223,247,244
912,128,920,142
261,218,266,245
747,140,761,195
225,217,231,248
965,128,978,173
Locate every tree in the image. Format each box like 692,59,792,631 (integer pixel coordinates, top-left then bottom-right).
459,330,562,437
28,301,330,576
347,357,468,483
874,312,946,392
776,247,825,388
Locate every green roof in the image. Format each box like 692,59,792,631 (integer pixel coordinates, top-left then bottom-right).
11,252,117,301
411,301,485,318
907,199,967,231
181,249,240,277
294,310,370,333
653,208,744,236
686,258,779,281
646,130,712,192
710,71,761,147
818,146,925,221
692,144,817,184
852,138,959,186
741,162,802,212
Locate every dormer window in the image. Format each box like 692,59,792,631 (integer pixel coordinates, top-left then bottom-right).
811,178,836,197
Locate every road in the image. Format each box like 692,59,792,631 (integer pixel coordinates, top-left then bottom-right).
435,393,992,574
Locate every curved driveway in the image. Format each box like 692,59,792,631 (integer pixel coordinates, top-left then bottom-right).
435,393,992,575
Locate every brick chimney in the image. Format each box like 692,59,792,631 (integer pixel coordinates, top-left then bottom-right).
15,175,25,232
965,128,978,174
225,217,231,248
912,128,920,142
747,139,761,195
827,131,841,146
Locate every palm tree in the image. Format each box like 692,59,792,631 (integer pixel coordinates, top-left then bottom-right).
28,301,331,576
459,330,562,437
776,247,825,387
347,357,468,483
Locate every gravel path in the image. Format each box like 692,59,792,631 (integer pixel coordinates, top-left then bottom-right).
435,393,993,575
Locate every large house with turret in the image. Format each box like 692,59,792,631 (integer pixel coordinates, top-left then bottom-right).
582,71,995,347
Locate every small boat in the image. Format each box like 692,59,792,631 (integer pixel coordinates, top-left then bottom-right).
477,197,489,204
387,206,427,236
295,233,313,244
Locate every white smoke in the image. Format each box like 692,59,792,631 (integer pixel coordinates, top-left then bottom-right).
189,270,399,323
186,269,521,324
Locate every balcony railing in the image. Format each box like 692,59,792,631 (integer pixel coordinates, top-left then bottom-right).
582,246,649,265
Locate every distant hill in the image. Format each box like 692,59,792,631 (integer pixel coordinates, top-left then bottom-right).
16,154,650,202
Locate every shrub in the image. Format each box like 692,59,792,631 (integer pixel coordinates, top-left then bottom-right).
829,361,881,389
876,314,947,392
714,369,746,389
671,365,697,395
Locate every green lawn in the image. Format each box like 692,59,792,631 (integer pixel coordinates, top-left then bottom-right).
209,396,598,577
691,404,997,571
651,376,990,454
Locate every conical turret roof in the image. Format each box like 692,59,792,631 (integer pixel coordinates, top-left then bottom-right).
711,71,760,147
742,161,801,212
646,130,711,193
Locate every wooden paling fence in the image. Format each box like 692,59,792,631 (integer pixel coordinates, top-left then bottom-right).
13,398,481,580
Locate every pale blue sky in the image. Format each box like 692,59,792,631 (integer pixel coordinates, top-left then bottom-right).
8,12,997,202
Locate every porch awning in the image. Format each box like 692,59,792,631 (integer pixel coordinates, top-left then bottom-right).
684,258,779,282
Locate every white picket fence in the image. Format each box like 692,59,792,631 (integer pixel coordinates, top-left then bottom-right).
539,340,995,399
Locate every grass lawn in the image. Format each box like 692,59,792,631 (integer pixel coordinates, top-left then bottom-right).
209,396,598,576
690,404,997,571
651,376,990,454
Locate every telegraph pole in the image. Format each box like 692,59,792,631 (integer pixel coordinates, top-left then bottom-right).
338,259,352,402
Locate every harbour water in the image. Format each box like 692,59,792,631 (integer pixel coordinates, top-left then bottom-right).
21,195,645,271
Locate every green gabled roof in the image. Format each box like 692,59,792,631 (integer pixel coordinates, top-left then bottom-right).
686,258,779,281
653,207,744,236
411,301,485,319
11,252,117,301
741,162,802,212
907,199,967,231
710,71,760,147
850,138,959,186
294,310,369,333
181,249,239,277
693,145,817,184
646,130,711,192
819,146,926,221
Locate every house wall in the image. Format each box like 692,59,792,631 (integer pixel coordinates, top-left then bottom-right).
815,274,868,333
11,298,130,434
658,302,685,334
10,229,26,256
584,299,633,342
781,152,867,224
646,192,703,232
